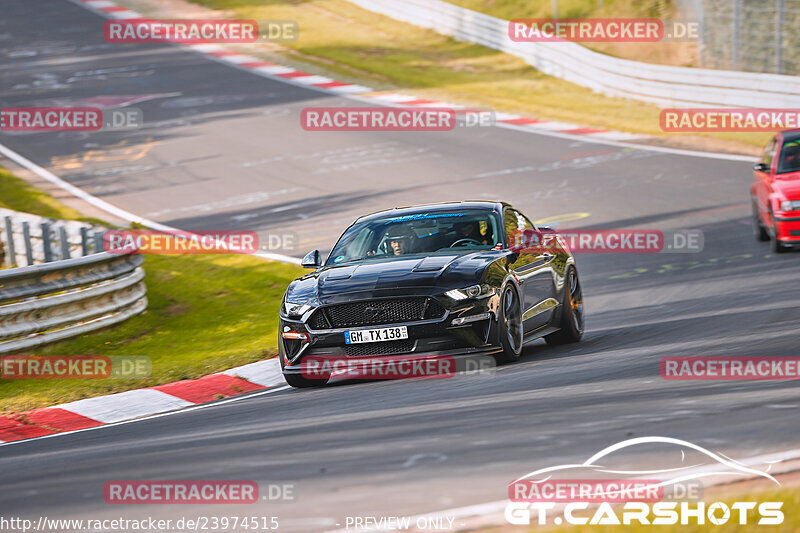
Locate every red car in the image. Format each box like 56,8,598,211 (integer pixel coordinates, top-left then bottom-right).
752,129,800,253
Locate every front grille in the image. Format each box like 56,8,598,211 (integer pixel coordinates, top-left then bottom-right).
308,297,446,329
345,339,415,357
791,230,800,237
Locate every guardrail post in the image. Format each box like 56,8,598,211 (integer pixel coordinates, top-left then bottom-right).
776,0,784,74
59,226,71,260
41,222,53,263
4,216,16,268
731,0,741,71
93,231,105,253
80,227,90,256
22,221,34,266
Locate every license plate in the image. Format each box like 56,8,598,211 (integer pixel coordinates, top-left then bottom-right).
344,326,408,344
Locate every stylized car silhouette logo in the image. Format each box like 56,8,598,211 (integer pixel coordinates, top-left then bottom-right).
364,306,385,319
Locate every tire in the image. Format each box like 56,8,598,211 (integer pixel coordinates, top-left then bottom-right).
279,338,328,388
771,230,789,254
545,267,584,345
284,372,327,388
752,201,769,242
769,209,789,254
494,284,523,364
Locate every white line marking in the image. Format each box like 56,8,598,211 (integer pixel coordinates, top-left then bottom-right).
59,389,194,424
0,143,302,264
291,75,335,85
0,385,291,448
82,0,115,7
109,10,141,19
66,0,756,162
219,55,261,64
251,65,296,75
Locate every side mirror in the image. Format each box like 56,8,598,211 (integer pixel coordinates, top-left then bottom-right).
301,249,321,268
753,162,770,172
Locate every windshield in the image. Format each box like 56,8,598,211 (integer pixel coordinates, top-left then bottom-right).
326,210,502,265
778,138,800,174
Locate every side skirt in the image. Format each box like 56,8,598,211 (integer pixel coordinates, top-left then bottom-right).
522,325,560,346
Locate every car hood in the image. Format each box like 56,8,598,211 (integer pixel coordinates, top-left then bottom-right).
286,252,499,305
774,172,800,199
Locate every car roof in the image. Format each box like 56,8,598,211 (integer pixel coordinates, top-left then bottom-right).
356,201,507,223
782,129,800,143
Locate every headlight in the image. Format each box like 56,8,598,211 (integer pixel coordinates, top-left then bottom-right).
445,284,492,300
283,301,313,318
780,200,799,212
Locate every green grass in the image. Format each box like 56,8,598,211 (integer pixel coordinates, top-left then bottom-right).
181,0,767,151
0,166,304,413
1,253,303,414
0,166,85,220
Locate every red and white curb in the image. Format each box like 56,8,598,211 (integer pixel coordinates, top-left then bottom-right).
73,0,642,142
0,358,284,443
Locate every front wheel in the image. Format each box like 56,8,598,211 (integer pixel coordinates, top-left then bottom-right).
545,267,584,345
752,201,769,242
284,372,328,388
279,338,328,388
494,285,523,364
770,213,789,254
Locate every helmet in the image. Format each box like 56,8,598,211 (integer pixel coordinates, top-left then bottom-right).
383,225,416,254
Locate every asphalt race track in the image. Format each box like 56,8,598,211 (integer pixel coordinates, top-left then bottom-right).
1,0,800,531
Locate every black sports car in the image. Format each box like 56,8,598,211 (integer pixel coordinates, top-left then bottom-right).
279,201,584,387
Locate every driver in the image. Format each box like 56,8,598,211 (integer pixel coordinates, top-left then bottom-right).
384,226,416,255
452,220,490,246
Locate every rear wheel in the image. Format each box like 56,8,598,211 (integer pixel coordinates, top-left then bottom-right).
545,267,584,345
494,285,523,363
752,201,769,242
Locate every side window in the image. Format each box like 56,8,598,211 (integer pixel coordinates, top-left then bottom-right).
761,137,777,169
504,208,535,251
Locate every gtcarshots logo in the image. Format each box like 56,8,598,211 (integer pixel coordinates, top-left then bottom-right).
505,437,784,526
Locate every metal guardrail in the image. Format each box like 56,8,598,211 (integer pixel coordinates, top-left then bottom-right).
0,252,147,353
1,208,107,268
346,0,800,108
0,207,148,353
